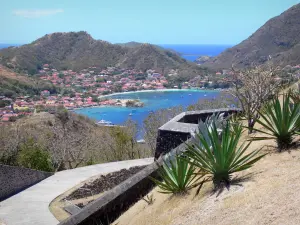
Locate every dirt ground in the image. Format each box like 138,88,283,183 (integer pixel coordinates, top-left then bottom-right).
66,166,145,201
114,124,300,225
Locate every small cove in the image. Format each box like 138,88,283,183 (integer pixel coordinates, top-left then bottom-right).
74,89,220,137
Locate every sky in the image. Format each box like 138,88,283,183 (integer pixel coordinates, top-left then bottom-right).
0,0,299,45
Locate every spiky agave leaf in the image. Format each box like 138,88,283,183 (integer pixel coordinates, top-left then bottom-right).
185,121,265,187
251,93,300,150
150,156,203,194
196,113,225,149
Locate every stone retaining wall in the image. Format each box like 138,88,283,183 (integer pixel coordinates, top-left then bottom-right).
155,108,242,158
59,142,187,225
0,164,53,201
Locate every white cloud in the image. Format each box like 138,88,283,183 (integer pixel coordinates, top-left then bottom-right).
12,9,64,18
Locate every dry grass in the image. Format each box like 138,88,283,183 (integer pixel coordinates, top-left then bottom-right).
114,136,300,225
114,101,300,225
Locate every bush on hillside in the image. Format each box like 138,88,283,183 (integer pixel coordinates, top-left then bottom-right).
17,138,54,172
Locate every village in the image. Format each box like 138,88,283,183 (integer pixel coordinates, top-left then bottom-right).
1,63,299,123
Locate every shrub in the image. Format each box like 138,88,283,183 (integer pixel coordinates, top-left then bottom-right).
150,156,202,194
185,121,265,188
229,113,243,135
9,116,17,122
56,107,69,124
251,93,300,150
289,85,300,104
17,138,54,172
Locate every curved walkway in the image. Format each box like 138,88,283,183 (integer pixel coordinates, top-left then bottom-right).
0,158,153,225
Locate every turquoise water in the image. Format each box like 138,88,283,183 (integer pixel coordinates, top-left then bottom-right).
74,90,220,133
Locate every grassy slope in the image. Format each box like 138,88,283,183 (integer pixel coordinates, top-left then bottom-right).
114,142,300,225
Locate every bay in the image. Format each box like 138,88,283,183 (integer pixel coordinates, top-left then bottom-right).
74,89,220,137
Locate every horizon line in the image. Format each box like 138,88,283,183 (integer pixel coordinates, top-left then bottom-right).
0,42,235,46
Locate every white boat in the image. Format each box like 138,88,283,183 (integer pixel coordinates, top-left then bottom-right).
97,120,112,125
129,113,133,116
137,139,146,144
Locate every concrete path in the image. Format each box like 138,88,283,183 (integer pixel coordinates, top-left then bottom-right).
0,158,153,225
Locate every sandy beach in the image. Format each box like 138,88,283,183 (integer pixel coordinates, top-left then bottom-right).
98,88,214,99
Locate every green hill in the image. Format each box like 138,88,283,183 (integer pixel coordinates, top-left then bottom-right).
0,32,203,77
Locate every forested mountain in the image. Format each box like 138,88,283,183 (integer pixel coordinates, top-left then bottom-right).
0,32,202,76
203,4,300,69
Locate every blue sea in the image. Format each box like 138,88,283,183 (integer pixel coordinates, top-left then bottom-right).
0,44,21,49
160,44,231,61
75,90,220,138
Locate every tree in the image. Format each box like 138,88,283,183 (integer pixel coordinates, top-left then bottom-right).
230,66,280,133
113,84,122,93
58,73,65,79
17,138,54,172
0,100,10,108
143,106,184,154
187,94,235,111
3,90,15,98
92,96,99,102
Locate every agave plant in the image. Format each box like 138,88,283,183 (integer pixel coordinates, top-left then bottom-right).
251,93,300,150
185,121,265,187
196,113,225,148
150,156,202,194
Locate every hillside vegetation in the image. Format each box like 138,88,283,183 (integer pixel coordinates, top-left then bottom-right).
0,65,58,97
0,32,204,76
0,110,151,171
203,3,300,69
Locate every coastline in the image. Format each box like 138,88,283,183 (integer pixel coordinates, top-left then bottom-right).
72,88,222,111
98,88,218,99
